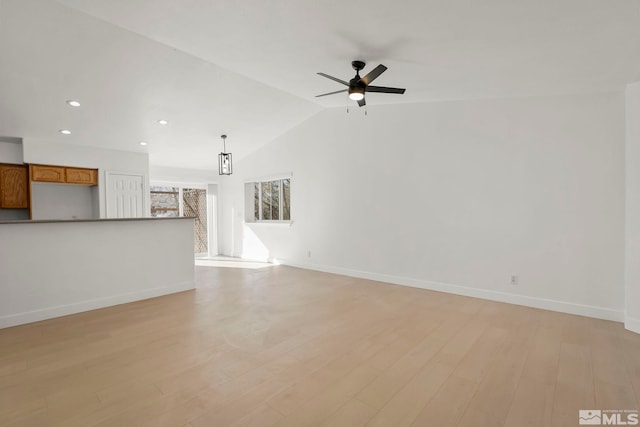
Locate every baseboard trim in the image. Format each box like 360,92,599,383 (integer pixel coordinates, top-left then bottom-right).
0,281,195,329
284,261,624,322
625,316,640,334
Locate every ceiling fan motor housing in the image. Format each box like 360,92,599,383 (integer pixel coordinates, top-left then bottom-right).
349,77,366,97
350,61,366,98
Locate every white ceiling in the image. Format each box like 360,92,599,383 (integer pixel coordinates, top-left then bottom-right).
1,0,639,170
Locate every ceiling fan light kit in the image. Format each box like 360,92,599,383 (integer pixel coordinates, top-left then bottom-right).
316,60,406,107
348,88,365,101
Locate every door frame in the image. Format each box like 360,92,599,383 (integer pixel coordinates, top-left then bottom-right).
207,183,219,257
150,181,219,257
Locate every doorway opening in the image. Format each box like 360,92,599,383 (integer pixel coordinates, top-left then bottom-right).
183,188,207,255
150,184,217,256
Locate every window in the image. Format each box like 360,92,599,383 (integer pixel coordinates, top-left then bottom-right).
250,178,290,222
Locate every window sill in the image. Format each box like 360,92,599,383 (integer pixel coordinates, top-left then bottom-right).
245,221,293,227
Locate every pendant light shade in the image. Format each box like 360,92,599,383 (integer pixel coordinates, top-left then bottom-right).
218,134,233,175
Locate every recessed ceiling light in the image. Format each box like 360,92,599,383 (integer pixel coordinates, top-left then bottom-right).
59,129,71,135
139,141,148,146
158,119,168,125
66,100,81,107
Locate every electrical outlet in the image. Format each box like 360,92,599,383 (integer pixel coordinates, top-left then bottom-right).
307,250,311,258
510,275,519,285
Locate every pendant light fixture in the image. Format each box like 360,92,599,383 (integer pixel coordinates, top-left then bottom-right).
218,134,233,175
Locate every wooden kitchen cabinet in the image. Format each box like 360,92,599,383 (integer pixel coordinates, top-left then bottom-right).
31,165,65,183
0,164,29,209
66,167,98,185
30,164,98,186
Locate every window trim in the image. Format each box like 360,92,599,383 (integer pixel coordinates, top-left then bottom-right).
244,172,292,184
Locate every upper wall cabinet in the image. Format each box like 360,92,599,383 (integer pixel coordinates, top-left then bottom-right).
30,164,98,186
30,165,65,183
66,167,98,185
0,164,29,209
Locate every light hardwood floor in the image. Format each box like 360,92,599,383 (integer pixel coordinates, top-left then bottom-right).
1,265,639,427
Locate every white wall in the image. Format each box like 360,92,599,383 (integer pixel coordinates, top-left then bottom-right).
30,182,95,220
207,183,220,256
0,218,194,328
0,137,23,164
626,82,640,333
0,209,29,220
150,165,220,184
221,92,626,321
23,139,150,217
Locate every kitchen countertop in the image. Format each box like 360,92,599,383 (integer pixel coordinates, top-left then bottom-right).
0,217,195,225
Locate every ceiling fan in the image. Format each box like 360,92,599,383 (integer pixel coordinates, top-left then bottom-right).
316,60,406,107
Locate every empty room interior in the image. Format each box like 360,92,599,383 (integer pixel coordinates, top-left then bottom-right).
2,0,640,426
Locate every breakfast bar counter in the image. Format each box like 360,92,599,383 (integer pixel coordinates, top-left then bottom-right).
0,217,195,328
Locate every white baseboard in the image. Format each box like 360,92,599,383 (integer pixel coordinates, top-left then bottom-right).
284,261,624,322
625,316,640,334
0,281,195,329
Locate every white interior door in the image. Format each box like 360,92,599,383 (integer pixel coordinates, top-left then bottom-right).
106,173,144,218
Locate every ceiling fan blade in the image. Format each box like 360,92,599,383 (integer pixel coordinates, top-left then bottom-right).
357,98,366,107
360,64,387,85
317,72,349,86
366,85,406,94
315,89,348,98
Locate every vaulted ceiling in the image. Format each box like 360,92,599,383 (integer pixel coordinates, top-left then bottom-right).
1,0,639,170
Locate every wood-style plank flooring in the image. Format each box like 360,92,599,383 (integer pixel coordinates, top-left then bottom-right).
1,265,639,426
